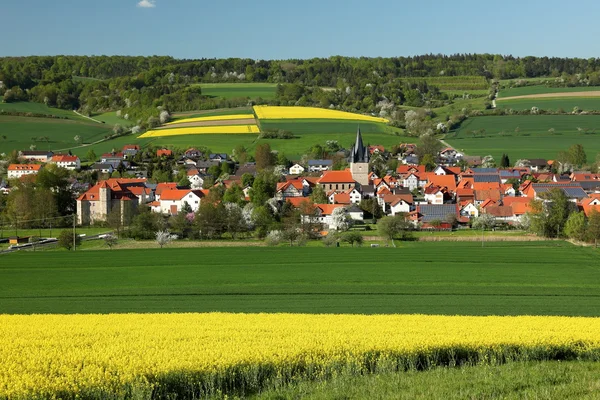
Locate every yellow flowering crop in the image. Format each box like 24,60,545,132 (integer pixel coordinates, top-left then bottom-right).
1,313,600,398
166,114,256,125
139,125,260,138
253,105,389,123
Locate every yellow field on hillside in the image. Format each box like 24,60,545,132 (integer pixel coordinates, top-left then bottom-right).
2,313,600,398
166,114,255,125
254,105,389,122
138,125,260,137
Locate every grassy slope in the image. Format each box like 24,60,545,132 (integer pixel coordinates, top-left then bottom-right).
253,361,600,400
2,242,600,315
191,83,278,99
446,115,600,160
497,97,600,111
498,85,600,98
0,115,113,153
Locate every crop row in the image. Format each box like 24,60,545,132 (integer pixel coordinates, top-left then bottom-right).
1,313,600,399
166,114,255,125
138,125,260,137
253,105,389,123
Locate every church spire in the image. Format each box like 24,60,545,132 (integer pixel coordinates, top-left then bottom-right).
350,125,368,163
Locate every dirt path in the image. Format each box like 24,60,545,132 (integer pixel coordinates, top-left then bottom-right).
499,91,600,101
73,110,104,124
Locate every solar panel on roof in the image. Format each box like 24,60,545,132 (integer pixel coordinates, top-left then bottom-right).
474,175,501,183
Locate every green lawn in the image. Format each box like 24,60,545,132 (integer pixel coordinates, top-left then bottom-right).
191,83,278,99
446,115,600,160
498,85,600,98
92,111,133,127
0,115,113,153
497,97,600,111
254,361,600,400
2,242,599,315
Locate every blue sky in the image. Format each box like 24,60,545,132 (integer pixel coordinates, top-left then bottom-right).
3,0,600,59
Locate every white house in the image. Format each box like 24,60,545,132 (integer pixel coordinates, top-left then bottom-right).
158,189,204,215
308,159,333,172
424,186,444,205
7,164,42,179
289,164,305,175
460,202,479,218
51,155,81,170
187,171,204,189
19,151,53,163
402,173,420,191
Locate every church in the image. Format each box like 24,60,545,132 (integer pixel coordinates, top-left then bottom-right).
349,127,370,186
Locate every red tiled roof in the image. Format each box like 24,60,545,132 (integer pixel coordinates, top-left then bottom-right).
315,203,345,215
473,182,501,191
332,193,351,204
475,189,502,202
157,149,173,157
318,170,355,184
51,155,79,163
102,152,124,158
123,145,140,151
156,182,178,196
422,173,457,192
160,189,204,201
484,206,514,218
286,197,312,208
8,164,42,171
397,165,426,175
382,194,414,206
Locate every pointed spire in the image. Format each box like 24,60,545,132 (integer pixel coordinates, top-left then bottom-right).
350,125,368,163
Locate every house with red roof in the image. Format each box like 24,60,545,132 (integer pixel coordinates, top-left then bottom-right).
51,154,80,170
379,193,414,215
317,169,356,191
157,148,173,158
276,180,305,199
158,189,205,215
328,188,362,205
7,164,43,179
424,185,445,205
300,203,351,230
76,178,149,225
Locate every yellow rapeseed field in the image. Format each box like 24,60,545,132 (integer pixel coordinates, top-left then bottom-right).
253,105,389,123
2,313,600,398
165,114,255,125
138,125,260,138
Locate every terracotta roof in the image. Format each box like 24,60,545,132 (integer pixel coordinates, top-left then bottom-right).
424,185,442,195
77,178,146,202
156,182,178,196
286,197,312,208
457,178,473,189
315,203,346,216
423,173,457,191
397,165,426,175
123,145,140,150
51,155,79,163
157,149,172,157
8,164,42,171
102,152,124,158
473,182,501,191
484,206,514,218
332,193,351,204
479,198,498,209
160,189,204,201
456,188,474,198
503,197,533,215
572,173,600,181
318,170,355,184
382,194,414,206
475,189,502,202
148,201,160,207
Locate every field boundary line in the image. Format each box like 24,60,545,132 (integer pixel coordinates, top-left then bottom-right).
72,110,104,124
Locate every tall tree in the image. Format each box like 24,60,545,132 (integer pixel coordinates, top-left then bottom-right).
255,143,274,171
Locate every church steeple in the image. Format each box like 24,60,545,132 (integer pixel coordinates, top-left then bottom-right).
349,126,369,163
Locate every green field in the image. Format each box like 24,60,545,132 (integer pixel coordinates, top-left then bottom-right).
0,115,113,154
255,361,600,399
192,83,278,99
122,118,404,158
2,242,599,315
0,101,87,120
446,115,600,160
172,107,253,120
497,97,600,111
92,111,132,126
498,85,600,98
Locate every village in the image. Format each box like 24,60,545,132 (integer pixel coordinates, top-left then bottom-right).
2,127,600,246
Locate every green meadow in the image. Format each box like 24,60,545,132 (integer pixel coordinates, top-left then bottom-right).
0,115,113,154
192,83,278,99
498,85,600,98
496,97,600,111
1,242,599,316
446,115,600,160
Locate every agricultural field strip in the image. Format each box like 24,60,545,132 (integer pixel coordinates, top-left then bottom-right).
253,105,389,123
138,125,260,137
156,119,256,129
498,85,600,98
498,91,600,101
165,114,255,125
2,313,600,398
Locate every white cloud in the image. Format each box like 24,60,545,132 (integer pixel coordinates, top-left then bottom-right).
137,0,156,8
